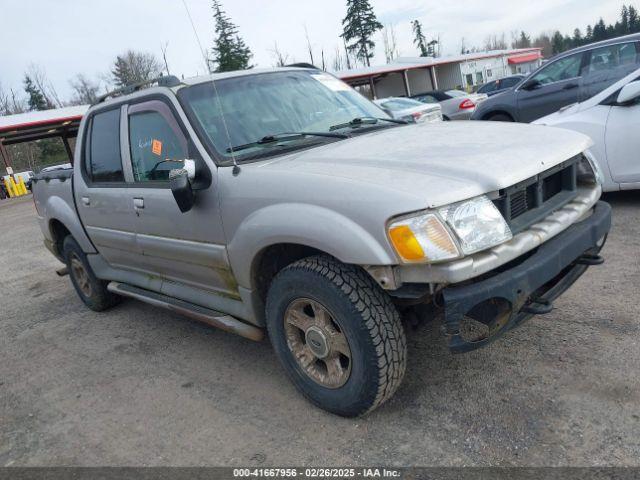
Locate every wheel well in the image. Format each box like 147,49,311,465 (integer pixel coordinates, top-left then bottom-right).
485,111,514,121
50,219,71,257
253,243,326,303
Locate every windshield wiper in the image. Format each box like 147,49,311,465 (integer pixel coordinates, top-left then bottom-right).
226,131,349,153
329,116,408,131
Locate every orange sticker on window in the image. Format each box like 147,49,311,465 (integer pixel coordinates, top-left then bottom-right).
151,139,163,156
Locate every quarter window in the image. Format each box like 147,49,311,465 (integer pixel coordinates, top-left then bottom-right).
128,109,187,182
87,109,124,183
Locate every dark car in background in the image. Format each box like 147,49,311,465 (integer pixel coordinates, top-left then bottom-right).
472,33,640,123
476,75,525,96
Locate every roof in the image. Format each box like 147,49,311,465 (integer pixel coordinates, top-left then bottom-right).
335,48,542,81
0,105,88,145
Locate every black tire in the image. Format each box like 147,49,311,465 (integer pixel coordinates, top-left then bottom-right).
62,236,121,312
265,255,407,417
488,113,514,122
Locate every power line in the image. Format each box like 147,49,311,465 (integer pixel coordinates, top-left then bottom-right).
180,0,211,73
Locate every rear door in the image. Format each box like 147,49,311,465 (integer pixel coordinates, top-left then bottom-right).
123,98,235,297
74,106,139,269
580,41,640,101
516,51,586,122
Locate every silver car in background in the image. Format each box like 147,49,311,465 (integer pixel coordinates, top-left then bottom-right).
374,97,442,123
411,90,488,120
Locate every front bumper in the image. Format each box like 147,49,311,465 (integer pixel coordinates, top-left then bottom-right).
442,201,611,353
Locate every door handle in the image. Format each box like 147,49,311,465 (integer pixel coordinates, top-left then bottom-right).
133,198,144,209
81,196,90,206
563,83,578,90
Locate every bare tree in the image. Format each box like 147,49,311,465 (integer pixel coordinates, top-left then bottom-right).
483,33,507,51
69,74,101,105
160,42,171,76
533,32,553,57
111,50,163,87
270,42,290,67
332,45,345,71
304,25,315,65
382,24,399,63
26,64,63,108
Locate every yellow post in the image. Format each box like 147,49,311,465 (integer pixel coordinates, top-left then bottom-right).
4,177,15,198
18,177,28,195
9,176,20,197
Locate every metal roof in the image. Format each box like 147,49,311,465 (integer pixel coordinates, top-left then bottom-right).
0,105,88,145
335,48,542,81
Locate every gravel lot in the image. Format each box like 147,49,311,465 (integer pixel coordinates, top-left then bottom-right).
1,192,639,467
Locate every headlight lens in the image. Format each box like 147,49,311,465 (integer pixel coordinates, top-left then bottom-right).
439,196,512,256
388,213,460,263
580,150,604,186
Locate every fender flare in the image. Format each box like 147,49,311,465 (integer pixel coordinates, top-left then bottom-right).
227,203,396,289
46,195,96,254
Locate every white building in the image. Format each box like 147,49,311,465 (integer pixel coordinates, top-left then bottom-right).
335,48,543,99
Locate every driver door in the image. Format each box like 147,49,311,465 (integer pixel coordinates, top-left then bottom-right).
605,92,640,185
516,52,586,122
123,98,235,297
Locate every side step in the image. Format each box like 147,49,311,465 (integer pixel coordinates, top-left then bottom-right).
107,282,264,342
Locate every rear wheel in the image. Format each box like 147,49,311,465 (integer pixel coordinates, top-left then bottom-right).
488,113,514,122
266,255,407,417
63,236,120,312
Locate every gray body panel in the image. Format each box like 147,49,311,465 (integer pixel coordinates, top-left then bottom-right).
32,68,595,327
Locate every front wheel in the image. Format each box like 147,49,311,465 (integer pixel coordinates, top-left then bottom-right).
266,256,407,417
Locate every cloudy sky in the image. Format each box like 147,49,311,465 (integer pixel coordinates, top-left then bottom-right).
0,0,631,100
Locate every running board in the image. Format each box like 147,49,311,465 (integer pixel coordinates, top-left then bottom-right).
107,282,264,342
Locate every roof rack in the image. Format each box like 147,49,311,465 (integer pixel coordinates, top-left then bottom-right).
95,75,183,105
284,63,320,69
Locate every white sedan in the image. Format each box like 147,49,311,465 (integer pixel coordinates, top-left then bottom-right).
374,97,443,124
535,67,640,192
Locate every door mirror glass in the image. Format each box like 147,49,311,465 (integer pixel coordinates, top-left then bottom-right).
616,80,640,104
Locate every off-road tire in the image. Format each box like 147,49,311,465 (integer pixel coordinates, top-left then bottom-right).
62,236,121,312
266,255,407,417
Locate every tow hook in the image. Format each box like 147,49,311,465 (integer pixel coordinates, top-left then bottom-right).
522,298,553,315
576,253,605,266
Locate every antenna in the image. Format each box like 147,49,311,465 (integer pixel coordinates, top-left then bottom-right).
181,0,211,74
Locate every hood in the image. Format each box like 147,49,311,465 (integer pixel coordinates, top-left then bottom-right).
257,121,592,208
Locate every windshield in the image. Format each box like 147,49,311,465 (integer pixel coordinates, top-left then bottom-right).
445,90,467,98
178,70,390,161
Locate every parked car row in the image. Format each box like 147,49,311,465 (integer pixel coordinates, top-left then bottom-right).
373,97,442,123
410,90,488,120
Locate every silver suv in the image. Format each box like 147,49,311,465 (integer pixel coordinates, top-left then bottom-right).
32,68,611,416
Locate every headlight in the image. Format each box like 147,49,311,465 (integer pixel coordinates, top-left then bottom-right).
388,196,513,264
388,213,461,263
439,196,512,255
580,150,604,186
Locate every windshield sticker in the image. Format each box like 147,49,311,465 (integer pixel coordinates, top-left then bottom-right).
311,74,351,92
151,139,163,156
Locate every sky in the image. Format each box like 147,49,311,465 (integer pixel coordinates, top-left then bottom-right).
0,0,633,101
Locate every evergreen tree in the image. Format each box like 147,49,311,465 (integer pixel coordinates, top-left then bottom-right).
211,0,252,72
411,20,428,57
629,6,639,33
620,5,630,34
585,25,593,40
572,28,583,47
23,75,48,111
341,0,383,67
551,31,565,54
592,18,607,41
518,31,531,48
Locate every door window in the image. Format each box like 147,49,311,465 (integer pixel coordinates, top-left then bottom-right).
530,53,583,85
128,105,188,183
86,109,124,183
580,42,640,99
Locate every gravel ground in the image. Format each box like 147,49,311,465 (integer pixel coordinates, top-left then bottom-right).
0,193,639,467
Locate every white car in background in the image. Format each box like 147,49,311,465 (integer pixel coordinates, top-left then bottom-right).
535,68,640,192
374,97,443,123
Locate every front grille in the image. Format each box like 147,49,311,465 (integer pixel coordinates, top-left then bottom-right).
493,155,580,234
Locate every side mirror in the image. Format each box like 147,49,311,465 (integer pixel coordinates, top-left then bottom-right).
616,81,640,104
522,79,541,91
169,159,196,213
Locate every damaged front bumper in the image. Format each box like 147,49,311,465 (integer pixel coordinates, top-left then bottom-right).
442,201,611,353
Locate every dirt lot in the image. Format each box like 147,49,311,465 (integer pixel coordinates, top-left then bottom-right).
1,193,639,467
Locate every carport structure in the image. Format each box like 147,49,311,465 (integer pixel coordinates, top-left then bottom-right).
0,105,88,171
